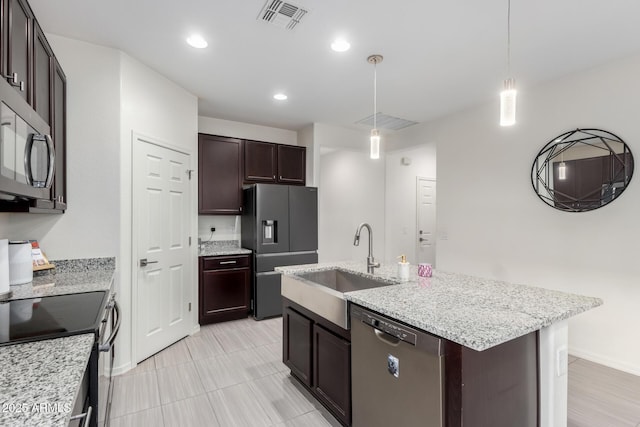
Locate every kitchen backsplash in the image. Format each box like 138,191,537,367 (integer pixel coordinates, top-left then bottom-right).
198,215,241,241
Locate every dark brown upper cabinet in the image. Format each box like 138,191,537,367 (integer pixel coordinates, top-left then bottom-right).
33,21,52,123
5,0,33,102
277,144,306,184
244,140,277,183
244,140,306,186
198,134,243,215
51,58,66,210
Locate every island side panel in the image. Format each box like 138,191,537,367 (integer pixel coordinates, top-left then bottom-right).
446,331,539,427
538,319,569,427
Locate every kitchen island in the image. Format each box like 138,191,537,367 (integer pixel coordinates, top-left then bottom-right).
277,261,602,427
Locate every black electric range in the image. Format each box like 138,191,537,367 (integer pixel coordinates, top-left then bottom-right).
0,291,109,346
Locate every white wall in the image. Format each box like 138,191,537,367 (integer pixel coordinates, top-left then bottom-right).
198,116,297,145
298,124,317,186
0,36,121,259
198,216,240,242
433,54,640,375
315,124,386,263
384,138,437,263
118,52,198,372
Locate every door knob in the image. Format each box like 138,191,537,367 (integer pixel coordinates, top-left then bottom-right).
140,258,158,267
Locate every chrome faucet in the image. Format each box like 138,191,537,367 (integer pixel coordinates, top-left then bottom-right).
353,223,380,274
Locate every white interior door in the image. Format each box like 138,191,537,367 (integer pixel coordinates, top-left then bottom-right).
416,177,436,265
133,135,192,362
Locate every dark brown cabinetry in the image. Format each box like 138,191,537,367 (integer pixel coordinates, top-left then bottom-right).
244,140,306,185
198,134,243,214
283,299,351,426
277,144,306,184
5,0,32,102
554,153,634,210
283,306,313,386
51,58,66,210
32,22,51,121
0,0,67,213
244,140,277,183
199,255,251,324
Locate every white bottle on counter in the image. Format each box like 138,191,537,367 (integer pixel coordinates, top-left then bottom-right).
397,254,410,282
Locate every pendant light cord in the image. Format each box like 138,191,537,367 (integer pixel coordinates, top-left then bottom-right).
506,0,511,76
373,61,377,130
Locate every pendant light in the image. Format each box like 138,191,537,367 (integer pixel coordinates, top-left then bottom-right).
500,0,516,126
558,146,567,180
368,54,383,159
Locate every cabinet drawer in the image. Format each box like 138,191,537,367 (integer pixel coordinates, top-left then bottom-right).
202,255,250,270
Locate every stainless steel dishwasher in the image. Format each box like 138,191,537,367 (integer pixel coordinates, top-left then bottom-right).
350,305,444,427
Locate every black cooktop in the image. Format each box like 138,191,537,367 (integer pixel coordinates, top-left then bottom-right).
0,291,108,346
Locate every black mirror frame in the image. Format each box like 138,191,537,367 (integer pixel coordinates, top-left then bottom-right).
531,128,634,212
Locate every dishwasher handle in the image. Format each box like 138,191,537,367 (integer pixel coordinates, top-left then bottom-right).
374,328,401,347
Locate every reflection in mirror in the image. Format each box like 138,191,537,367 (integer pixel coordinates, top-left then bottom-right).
531,128,634,212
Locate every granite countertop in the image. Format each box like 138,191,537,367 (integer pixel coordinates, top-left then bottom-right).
198,240,252,257
0,334,95,427
10,269,114,300
276,261,603,351
1,257,115,426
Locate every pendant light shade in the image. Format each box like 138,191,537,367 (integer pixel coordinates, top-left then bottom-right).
558,161,567,180
500,78,517,126
370,129,380,159
367,54,383,159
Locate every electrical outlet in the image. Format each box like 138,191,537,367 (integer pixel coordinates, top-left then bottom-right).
210,227,216,233
556,346,568,377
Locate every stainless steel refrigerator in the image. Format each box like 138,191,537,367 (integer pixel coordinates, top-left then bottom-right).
241,184,318,320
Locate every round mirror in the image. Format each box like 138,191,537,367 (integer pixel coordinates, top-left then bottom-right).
531,128,634,212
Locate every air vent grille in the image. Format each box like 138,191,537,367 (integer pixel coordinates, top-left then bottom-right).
258,0,309,30
356,113,419,131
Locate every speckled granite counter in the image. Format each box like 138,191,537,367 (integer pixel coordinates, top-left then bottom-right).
10,268,114,300
276,261,603,351
0,334,94,427
199,240,252,257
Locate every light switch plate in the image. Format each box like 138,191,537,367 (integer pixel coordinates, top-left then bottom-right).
556,346,568,377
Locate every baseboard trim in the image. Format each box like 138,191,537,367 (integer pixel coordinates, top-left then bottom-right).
569,347,640,376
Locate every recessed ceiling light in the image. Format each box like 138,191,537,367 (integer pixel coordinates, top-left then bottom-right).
186,34,208,49
273,93,288,101
331,38,351,52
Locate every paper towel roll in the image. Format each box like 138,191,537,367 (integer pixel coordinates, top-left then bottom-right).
0,239,9,295
9,241,32,285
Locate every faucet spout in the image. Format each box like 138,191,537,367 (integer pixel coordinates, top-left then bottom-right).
353,223,380,274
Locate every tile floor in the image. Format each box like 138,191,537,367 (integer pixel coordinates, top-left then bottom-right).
107,317,341,427
106,317,640,427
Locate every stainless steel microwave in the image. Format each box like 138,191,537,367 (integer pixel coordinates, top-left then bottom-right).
0,83,54,201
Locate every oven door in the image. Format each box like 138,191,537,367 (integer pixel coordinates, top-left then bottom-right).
97,295,120,427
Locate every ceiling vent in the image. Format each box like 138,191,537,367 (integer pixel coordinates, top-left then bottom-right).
258,0,309,30
356,113,419,131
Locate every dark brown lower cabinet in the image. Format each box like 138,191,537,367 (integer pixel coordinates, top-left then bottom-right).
283,306,313,386
283,300,351,426
313,324,351,423
199,255,251,324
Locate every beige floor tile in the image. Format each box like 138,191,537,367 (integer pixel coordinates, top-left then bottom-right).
184,333,225,360
154,339,192,369
108,406,164,427
156,361,206,405
162,394,219,427
124,356,156,375
568,358,640,426
284,410,341,427
212,327,256,353
254,341,288,373
194,346,279,391
110,370,161,419
248,371,317,423
208,382,273,427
